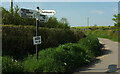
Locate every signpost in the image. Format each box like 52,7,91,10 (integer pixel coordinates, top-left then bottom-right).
18,7,56,61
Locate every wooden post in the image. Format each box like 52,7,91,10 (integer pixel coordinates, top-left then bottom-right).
11,0,13,24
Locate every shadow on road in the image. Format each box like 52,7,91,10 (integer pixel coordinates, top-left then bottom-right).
75,59,101,72
74,43,114,73
100,44,112,56
101,49,112,55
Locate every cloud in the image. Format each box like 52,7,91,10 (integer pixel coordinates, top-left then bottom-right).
91,10,104,15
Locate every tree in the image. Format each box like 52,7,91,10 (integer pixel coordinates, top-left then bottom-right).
112,14,120,27
13,5,21,25
94,24,97,27
45,17,70,29
2,7,11,24
59,17,70,28
59,17,69,25
46,17,58,28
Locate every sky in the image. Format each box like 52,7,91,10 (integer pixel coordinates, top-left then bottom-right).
2,2,118,27
1,0,119,2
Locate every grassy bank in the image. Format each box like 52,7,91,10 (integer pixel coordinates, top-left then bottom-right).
86,29,120,42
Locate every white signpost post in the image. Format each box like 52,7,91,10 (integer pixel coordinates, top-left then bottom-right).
18,7,56,61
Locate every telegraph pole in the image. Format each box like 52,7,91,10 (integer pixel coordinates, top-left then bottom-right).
87,17,89,27
11,0,13,15
11,0,13,24
11,0,13,10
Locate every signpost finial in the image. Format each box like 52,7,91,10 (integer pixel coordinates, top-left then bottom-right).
37,7,39,10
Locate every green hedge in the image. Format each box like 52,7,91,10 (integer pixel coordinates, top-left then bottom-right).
2,36,102,72
2,25,86,59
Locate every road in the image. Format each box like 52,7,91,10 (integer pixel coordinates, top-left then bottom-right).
74,38,119,73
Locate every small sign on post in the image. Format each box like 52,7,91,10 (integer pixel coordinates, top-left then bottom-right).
33,36,41,45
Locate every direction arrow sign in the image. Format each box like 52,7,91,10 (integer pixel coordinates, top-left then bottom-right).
18,8,56,22
18,8,37,18
39,14,49,22
40,10,56,15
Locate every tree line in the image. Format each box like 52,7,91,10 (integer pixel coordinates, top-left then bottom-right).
1,5,70,29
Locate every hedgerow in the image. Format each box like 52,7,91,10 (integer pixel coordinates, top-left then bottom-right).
2,25,86,59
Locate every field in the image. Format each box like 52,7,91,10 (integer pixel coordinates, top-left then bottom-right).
72,26,120,42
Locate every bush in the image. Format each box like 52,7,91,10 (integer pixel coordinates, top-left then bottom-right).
22,36,102,72
78,36,102,57
2,56,23,72
22,48,66,72
55,43,89,71
22,44,88,72
2,25,86,59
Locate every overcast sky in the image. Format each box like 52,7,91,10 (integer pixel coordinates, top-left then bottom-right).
2,2,118,27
